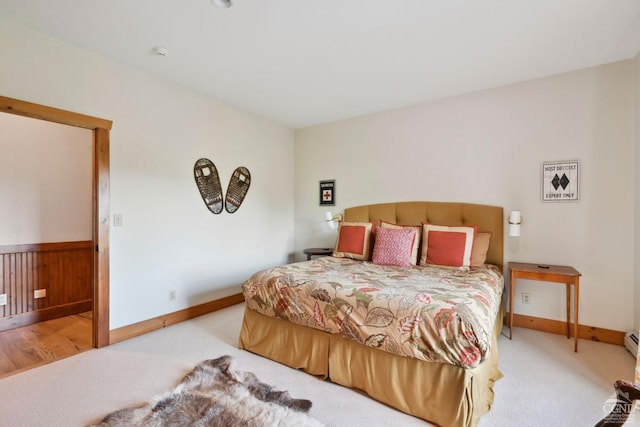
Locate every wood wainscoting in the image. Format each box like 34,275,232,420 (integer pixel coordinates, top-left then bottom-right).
0,241,93,332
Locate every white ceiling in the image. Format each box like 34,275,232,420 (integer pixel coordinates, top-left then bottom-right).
1,0,639,129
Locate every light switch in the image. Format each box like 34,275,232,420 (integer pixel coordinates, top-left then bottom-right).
113,214,123,227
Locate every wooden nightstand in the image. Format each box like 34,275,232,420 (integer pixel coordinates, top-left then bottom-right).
508,261,582,352
303,247,333,260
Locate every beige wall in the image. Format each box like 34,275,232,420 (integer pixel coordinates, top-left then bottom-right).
0,113,92,245
0,17,295,329
295,60,635,332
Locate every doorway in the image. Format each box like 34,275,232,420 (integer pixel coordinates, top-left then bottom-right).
0,95,111,348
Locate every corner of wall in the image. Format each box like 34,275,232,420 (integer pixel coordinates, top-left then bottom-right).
634,50,640,331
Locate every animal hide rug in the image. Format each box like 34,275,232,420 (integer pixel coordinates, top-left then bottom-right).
88,355,324,427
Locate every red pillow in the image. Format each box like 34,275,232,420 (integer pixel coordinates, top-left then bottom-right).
372,227,417,267
333,222,373,260
420,224,477,268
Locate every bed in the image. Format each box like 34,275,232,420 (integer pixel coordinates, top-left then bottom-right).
238,201,504,427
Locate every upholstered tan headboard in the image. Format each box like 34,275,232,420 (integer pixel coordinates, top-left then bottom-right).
344,201,504,267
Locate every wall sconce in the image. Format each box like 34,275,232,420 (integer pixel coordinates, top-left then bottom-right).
508,210,522,237
324,211,343,230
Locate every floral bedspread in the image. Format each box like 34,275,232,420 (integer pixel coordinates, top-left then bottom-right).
242,257,504,368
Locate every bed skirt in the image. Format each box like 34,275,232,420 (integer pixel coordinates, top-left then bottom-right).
238,307,503,427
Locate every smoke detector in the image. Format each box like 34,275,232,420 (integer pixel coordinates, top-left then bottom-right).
152,46,169,57
211,0,232,8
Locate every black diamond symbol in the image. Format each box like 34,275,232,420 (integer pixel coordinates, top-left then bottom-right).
559,173,570,190
551,174,560,190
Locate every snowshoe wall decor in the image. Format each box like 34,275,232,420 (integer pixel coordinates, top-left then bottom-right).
225,166,251,214
194,159,251,215
194,158,224,214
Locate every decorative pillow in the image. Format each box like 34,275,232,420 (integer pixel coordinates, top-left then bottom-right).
333,221,373,261
372,227,417,267
471,231,492,267
420,224,478,268
379,221,422,265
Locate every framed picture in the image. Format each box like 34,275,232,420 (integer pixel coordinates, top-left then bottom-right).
319,180,335,206
541,160,579,202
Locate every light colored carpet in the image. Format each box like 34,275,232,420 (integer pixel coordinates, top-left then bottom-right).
0,303,634,427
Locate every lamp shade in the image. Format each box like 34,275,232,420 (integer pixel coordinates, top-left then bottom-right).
508,210,522,224
325,211,337,229
508,210,522,237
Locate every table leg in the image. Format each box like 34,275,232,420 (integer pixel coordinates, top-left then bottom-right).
574,281,579,352
566,283,570,339
509,271,515,339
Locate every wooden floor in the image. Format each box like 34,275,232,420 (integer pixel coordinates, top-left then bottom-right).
0,312,93,379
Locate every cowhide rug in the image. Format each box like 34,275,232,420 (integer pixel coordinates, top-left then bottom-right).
88,355,324,427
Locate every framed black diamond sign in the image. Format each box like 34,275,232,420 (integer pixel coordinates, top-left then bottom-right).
541,160,579,202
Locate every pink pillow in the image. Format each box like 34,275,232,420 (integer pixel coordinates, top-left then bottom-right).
372,227,417,267
379,220,422,265
420,224,477,268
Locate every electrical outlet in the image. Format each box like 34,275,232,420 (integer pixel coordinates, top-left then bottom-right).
0,293,7,305
34,289,47,299
169,290,176,301
113,214,123,227
522,292,530,304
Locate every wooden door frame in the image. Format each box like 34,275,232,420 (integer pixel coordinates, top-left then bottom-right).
0,95,111,347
